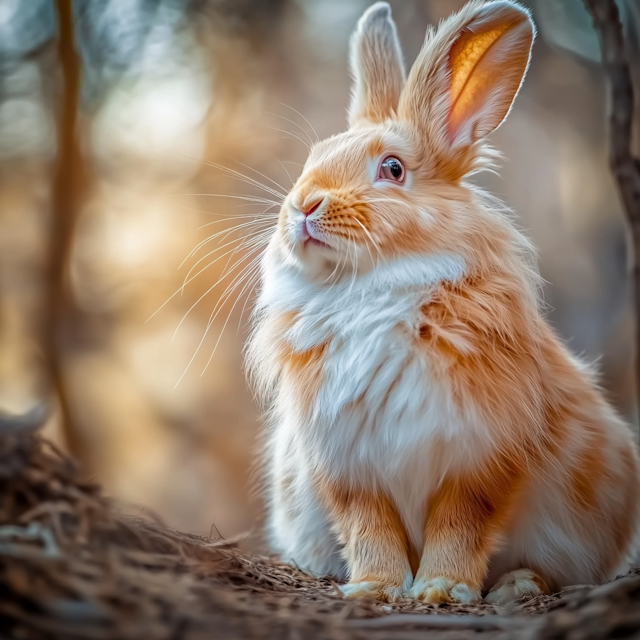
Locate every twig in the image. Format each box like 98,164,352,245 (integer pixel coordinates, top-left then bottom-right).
0,522,60,557
583,0,640,424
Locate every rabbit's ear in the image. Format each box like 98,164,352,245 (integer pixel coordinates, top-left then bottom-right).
348,2,406,127
399,1,534,169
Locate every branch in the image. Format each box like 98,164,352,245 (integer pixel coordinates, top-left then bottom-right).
49,0,84,454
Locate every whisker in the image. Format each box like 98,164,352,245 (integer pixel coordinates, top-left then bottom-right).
269,127,311,152
351,217,380,264
278,102,320,143
148,225,273,325
193,222,273,278
181,216,275,268
347,230,358,297
356,227,375,268
172,234,271,343
175,193,280,206
330,232,350,290
337,238,351,284
175,205,277,230
149,240,254,323
200,259,264,376
197,248,267,352
278,159,296,187
197,213,278,230
205,252,265,333
216,229,273,285
197,228,272,308
266,111,315,147
236,161,290,198
199,160,288,200
195,216,275,245
182,225,272,287
216,256,264,326
177,207,276,227
236,261,262,332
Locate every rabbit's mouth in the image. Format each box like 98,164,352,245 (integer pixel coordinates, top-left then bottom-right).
300,219,332,251
303,236,332,250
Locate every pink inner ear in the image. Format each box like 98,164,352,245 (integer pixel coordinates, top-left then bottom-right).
445,14,533,146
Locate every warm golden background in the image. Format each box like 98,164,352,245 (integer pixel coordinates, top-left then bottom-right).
1,0,639,544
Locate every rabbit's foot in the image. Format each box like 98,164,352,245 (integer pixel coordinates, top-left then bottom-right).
485,569,549,605
407,577,481,604
340,580,407,602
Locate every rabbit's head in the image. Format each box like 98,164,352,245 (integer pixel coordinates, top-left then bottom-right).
275,1,534,281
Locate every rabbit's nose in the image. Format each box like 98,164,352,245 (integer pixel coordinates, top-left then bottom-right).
301,197,324,217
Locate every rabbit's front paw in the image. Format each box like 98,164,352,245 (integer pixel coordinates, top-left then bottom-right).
407,577,481,604
340,581,405,602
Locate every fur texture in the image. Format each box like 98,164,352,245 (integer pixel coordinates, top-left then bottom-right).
246,0,640,604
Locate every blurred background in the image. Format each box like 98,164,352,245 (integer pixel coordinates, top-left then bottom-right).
0,0,639,544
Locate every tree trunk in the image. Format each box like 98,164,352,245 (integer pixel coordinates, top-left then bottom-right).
583,0,640,431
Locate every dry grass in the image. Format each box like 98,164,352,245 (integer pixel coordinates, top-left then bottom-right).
0,427,638,640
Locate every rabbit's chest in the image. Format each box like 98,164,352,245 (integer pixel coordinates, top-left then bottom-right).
268,252,485,484
292,301,488,482
293,321,490,547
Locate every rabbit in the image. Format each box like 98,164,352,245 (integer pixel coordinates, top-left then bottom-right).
246,0,640,605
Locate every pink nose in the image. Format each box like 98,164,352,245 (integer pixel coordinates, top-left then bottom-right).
301,199,323,217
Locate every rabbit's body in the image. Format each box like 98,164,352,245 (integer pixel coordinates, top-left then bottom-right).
247,1,640,604
251,185,639,600
258,252,469,583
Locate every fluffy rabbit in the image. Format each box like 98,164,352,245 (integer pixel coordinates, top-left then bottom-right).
247,0,640,604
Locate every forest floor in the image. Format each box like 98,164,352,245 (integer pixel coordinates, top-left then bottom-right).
0,428,639,640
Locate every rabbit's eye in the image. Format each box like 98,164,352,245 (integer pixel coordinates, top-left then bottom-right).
377,156,405,183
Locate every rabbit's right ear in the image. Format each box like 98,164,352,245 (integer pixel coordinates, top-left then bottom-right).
348,2,406,127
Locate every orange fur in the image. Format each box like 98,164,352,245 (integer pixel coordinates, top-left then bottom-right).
348,2,406,126
416,451,524,597
568,434,604,512
318,481,412,600
417,271,639,588
279,342,326,393
249,0,640,604
269,310,328,412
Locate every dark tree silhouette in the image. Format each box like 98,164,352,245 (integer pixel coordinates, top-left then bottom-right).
584,0,640,419
49,0,84,453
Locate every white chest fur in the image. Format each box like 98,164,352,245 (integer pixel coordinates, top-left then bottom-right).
256,250,493,546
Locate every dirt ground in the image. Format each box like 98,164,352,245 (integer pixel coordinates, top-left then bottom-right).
0,426,638,640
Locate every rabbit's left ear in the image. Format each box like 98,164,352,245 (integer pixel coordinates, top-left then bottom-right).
399,1,534,168
348,2,406,127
